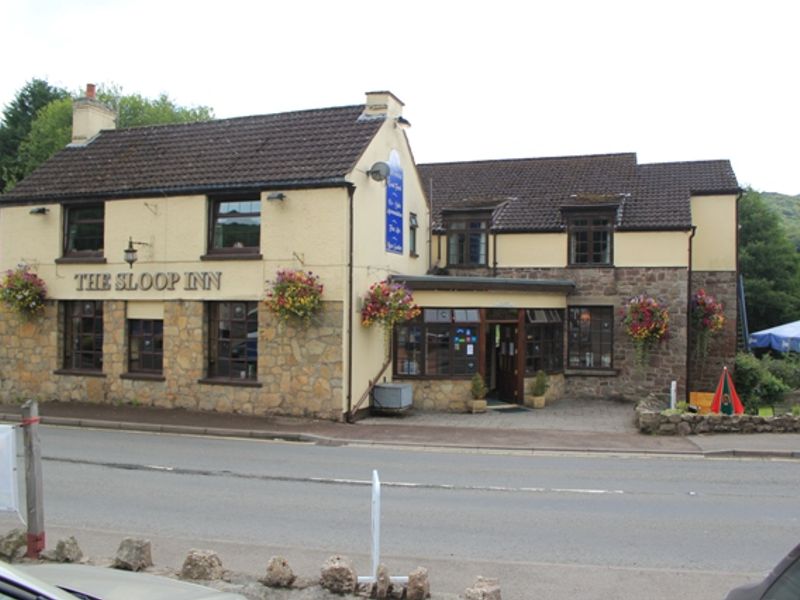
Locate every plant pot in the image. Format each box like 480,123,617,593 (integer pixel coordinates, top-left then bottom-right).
471,399,487,413
532,395,546,409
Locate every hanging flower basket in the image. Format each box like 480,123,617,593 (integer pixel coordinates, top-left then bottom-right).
621,294,670,367
0,264,47,320
264,268,323,325
360,280,421,329
691,289,725,360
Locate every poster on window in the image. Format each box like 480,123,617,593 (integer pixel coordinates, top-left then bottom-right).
0,425,20,518
385,149,404,254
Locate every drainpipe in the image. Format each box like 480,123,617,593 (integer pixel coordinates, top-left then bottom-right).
686,225,697,403
492,230,498,277
345,184,356,421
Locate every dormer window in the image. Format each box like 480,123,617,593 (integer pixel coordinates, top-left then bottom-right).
445,214,489,267
567,212,613,266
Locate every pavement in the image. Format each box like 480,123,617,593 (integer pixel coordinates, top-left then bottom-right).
1,397,799,458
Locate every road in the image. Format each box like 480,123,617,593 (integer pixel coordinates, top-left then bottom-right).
2,425,799,599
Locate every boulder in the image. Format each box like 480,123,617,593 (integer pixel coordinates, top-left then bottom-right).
320,555,357,594
181,549,224,581
262,556,295,588
464,576,501,600
372,563,390,599
112,537,153,571
407,566,430,600
40,536,83,563
0,529,26,561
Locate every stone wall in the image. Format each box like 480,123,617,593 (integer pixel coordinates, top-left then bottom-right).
0,300,345,421
497,266,689,402
401,378,472,412
690,271,738,392
636,402,800,435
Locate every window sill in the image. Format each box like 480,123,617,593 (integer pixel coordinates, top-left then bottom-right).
121,373,165,382
564,368,618,377
198,377,262,388
55,256,107,264
53,369,105,378
200,253,263,261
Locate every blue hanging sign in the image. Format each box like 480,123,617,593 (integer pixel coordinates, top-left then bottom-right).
385,150,403,254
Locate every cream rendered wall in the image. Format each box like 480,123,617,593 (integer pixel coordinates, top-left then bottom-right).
691,194,737,271
496,233,566,268
614,231,689,267
346,116,430,412
413,290,566,309
0,191,349,302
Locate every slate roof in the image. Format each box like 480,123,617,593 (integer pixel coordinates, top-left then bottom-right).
418,153,739,232
1,105,384,203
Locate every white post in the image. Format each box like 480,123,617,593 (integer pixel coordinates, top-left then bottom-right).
371,469,380,580
670,380,677,410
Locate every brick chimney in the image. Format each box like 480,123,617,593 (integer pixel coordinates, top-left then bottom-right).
71,83,116,146
363,91,404,120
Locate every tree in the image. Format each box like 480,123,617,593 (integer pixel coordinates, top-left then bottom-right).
739,188,800,332
5,82,214,191
0,79,69,191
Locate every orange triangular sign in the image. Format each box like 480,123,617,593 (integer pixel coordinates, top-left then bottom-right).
710,366,744,414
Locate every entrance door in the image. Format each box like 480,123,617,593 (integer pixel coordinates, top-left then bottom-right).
496,324,520,403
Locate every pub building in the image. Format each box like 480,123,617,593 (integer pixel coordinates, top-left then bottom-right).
0,87,739,420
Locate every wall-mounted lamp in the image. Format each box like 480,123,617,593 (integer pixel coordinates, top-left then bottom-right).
29,207,49,215
123,237,150,269
395,116,411,130
267,192,287,201
366,161,390,182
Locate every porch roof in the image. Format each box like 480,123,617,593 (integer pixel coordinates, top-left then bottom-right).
391,274,575,294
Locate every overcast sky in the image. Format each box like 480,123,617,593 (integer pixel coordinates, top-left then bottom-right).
1,0,797,194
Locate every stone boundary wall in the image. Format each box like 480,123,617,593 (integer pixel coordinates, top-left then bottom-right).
635,401,800,435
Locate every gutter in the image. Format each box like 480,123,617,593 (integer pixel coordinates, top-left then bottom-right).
345,185,356,421
686,225,697,402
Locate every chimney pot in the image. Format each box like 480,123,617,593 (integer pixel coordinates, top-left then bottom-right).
86,83,96,99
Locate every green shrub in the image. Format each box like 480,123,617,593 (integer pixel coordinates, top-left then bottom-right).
530,370,548,396
792,404,800,417
470,373,487,400
733,353,789,414
762,353,800,389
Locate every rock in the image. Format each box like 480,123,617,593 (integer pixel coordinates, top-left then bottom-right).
464,576,501,600
262,556,295,588
676,421,692,436
320,555,357,594
181,549,224,581
41,536,83,563
112,537,153,571
372,563,390,599
0,529,26,561
407,566,430,600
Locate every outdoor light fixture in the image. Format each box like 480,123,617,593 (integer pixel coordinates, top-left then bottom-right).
267,192,286,201
123,237,150,269
29,207,49,215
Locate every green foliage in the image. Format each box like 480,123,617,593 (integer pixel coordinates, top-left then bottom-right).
739,188,800,332
762,192,800,250
792,404,800,417
0,264,47,319
761,353,800,389
16,97,72,179
733,353,789,414
0,78,69,191
470,373,487,400
530,370,548,396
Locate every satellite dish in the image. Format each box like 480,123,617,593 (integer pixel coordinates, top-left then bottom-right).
367,161,390,181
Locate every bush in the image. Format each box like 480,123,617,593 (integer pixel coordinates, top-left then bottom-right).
762,353,800,389
470,373,487,400
733,353,789,414
530,370,548,396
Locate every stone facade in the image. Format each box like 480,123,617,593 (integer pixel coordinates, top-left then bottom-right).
496,266,690,402
0,300,344,421
404,378,473,412
689,271,738,392
636,402,800,435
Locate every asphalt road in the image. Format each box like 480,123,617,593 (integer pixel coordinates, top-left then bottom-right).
2,426,799,599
